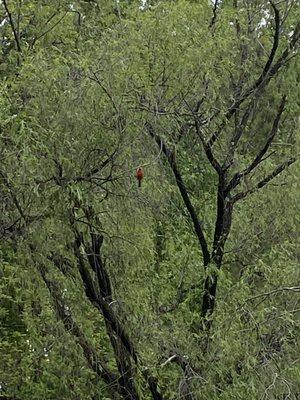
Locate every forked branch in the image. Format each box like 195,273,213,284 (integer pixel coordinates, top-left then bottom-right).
208,1,283,147
225,95,287,194
232,157,296,202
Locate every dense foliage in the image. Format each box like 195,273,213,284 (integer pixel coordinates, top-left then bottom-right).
0,1,299,399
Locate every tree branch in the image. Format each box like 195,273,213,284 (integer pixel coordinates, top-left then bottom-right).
31,12,67,47
223,100,255,170
208,1,281,147
209,0,220,28
0,171,27,222
232,157,296,202
146,122,211,267
267,21,300,79
74,147,118,182
163,350,199,400
73,231,139,363
195,119,222,174
2,0,22,52
226,95,286,194
36,262,121,393
238,286,300,309
73,228,164,400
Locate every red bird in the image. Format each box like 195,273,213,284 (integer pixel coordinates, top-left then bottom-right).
135,166,144,187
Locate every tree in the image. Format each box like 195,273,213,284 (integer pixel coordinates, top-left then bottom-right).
0,0,299,399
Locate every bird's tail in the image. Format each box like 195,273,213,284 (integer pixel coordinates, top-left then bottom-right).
138,180,141,188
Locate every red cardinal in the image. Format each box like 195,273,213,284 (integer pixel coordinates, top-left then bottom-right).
135,166,144,187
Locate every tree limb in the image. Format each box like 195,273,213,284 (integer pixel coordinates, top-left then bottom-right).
0,171,27,222
146,122,211,267
232,157,296,202
209,0,220,28
73,228,164,400
194,119,222,174
73,231,139,363
36,262,121,393
31,12,67,47
226,95,287,194
223,100,255,170
2,0,22,52
208,1,281,147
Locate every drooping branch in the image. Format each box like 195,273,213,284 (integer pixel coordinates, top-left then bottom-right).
146,122,211,267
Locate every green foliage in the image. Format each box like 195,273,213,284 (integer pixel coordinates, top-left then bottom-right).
0,0,299,399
